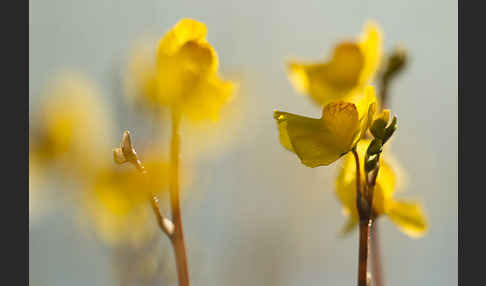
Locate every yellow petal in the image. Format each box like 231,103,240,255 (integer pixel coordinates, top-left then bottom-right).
157,18,217,73
352,85,377,139
273,111,295,152
387,200,428,238
157,18,208,57
286,21,382,107
373,157,396,214
287,61,313,94
274,102,360,167
321,101,361,148
335,154,359,220
175,40,218,73
358,21,383,84
325,42,364,88
181,74,235,122
155,41,219,103
287,43,364,106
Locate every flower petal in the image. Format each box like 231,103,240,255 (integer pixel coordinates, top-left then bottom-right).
287,43,364,106
157,18,208,56
321,101,361,149
175,40,218,73
181,74,235,122
326,42,364,88
273,111,295,152
387,200,428,238
274,102,360,167
358,21,383,84
356,85,377,139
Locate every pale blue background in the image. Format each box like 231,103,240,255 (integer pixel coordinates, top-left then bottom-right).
30,0,457,285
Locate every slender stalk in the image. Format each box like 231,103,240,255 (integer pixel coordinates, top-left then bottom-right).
116,126,189,286
368,159,383,286
358,219,371,286
352,148,370,286
371,222,384,286
352,148,362,202
169,109,190,286
131,151,174,238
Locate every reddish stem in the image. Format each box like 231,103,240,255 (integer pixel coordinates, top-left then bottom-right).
358,219,372,286
371,222,384,286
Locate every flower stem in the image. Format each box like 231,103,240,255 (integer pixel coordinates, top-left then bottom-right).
352,148,369,286
371,222,384,286
169,109,190,286
352,147,362,200
358,219,372,286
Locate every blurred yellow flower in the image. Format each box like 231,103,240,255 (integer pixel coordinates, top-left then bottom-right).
274,85,376,167
82,150,191,246
335,139,427,238
84,167,156,246
128,18,235,122
30,73,113,175
287,21,382,107
83,156,168,246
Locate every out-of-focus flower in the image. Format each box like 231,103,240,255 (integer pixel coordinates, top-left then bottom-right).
82,160,166,246
81,149,191,246
287,21,382,107
30,73,114,176
127,18,236,122
335,139,427,238
274,85,376,167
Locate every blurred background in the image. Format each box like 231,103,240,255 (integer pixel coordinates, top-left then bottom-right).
29,0,457,286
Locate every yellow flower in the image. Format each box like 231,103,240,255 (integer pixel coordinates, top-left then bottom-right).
128,18,235,122
30,73,113,174
82,156,171,246
83,166,157,246
335,139,428,238
274,85,377,167
287,21,382,107
82,149,191,246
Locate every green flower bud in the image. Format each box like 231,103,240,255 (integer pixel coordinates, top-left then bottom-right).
383,116,397,143
367,138,383,155
370,119,387,139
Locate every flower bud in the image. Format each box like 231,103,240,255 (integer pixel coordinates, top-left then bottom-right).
370,119,387,139
367,138,383,156
383,116,397,143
